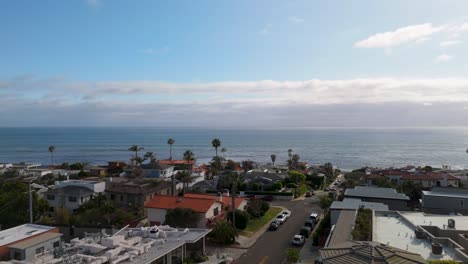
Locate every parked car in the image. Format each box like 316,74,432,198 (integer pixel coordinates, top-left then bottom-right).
281,210,291,219
269,220,280,230
276,214,287,224
291,235,305,246
309,212,320,223
304,220,315,229
300,226,312,238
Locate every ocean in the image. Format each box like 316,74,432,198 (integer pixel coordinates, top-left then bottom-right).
0,127,467,170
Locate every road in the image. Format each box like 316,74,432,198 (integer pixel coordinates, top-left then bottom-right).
236,196,322,264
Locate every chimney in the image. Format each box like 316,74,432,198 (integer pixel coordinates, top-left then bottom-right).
218,192,222,202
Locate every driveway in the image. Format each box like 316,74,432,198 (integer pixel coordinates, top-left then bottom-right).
236,196,322,264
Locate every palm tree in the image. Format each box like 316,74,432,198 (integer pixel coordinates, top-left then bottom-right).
176,171,195,194
288,149,293,161
270,154,277,166
221,147,227,158
229,172,240,226
183,150,196,166
128,145,144,165
48,145,56,165
167,138,175,160
144,151,156,163
212,138,221,157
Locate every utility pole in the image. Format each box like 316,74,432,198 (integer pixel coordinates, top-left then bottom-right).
29,181,33,223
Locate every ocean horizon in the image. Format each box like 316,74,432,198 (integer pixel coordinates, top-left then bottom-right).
0,127,467,171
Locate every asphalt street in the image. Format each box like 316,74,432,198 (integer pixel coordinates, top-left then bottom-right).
236,196,322,264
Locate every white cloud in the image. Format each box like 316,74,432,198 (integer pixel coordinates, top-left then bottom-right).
3,76,468,127
139,48,154,54
288,16,304,24
434,54,453,63
355,23,445,48
440,40,462,47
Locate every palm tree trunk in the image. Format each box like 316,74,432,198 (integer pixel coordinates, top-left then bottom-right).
169,145,172,160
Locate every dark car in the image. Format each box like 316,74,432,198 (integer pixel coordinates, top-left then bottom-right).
269,220,280,230
304,220,315,229
299,226,312,238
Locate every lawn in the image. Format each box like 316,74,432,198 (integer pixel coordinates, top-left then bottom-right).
240,207,282,237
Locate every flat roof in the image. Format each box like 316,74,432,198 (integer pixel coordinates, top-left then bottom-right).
345,186,410,200
423,190,468,199
373,213,462,260
0,224,56,247
8,232,62,250
400,212,468,231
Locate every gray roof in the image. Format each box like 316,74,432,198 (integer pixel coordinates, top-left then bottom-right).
326,210,356,247
46,185,94,197
344,186,410,201
330,198,389,211
320,241,426,264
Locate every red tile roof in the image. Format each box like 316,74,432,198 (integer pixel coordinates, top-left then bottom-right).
145,195,219,213
401,172,459,181
183,193,246,209
365,174,384,179
159,159,195,165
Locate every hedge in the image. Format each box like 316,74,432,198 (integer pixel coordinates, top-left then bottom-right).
205,190,294,196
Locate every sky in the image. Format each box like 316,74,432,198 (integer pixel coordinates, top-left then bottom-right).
1,0,468,128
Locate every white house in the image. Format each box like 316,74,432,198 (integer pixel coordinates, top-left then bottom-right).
140,162,175,179
45,180,105,213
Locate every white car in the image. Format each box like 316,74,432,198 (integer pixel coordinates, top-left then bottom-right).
291,235,305,246
281,210,291,219
276,214,287,224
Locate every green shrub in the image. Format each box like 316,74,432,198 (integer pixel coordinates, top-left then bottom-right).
208,220,237,245
286,248,300,263
246,199,270,218
227,210,250,230
286,183,298,188
272,182,283,191
351,208,372,241
164,208,201,228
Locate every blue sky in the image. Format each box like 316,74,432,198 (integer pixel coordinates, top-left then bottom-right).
1,0,468,127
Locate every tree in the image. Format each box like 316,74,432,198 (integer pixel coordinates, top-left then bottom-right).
175,171,195,194
167,138,175,160
318,194,335,209
183,150,196,166
221,147,227,158
227,210,249,230
291,154,300,169
288,149,293,161
210,156,224,175
144,151,156,163
211,138,221,157
228,172,240,227
288,170,306,184
164,208,201,228
128,145,144,165
286,248,300,264
246,199,270,218
208,220,237,245
270,154,277,166
48,145,56,165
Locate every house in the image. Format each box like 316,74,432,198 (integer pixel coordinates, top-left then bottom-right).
184,193,248,211
159,159,195,169
0,224,61,261
139,161,175,179
85,165,108,177
329,198,388,225
105,181,171,208
344,186,410,210
15,225,211,264
45,180,105,213
146,195,224,228
107,160,127,172
422,187,468,214
365,170,460,188
12,163,41,170
318,241,426,264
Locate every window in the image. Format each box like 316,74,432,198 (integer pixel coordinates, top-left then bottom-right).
68,196,77,202
120,195,124,202
213,207,219,216
47,195,55,200
81,197,84,203
110,194,115,200
461,200,464,209
14,251,21,260
53,241,60,248
35,247,44,255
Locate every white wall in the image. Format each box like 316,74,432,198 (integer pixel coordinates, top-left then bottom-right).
147,208,167,225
